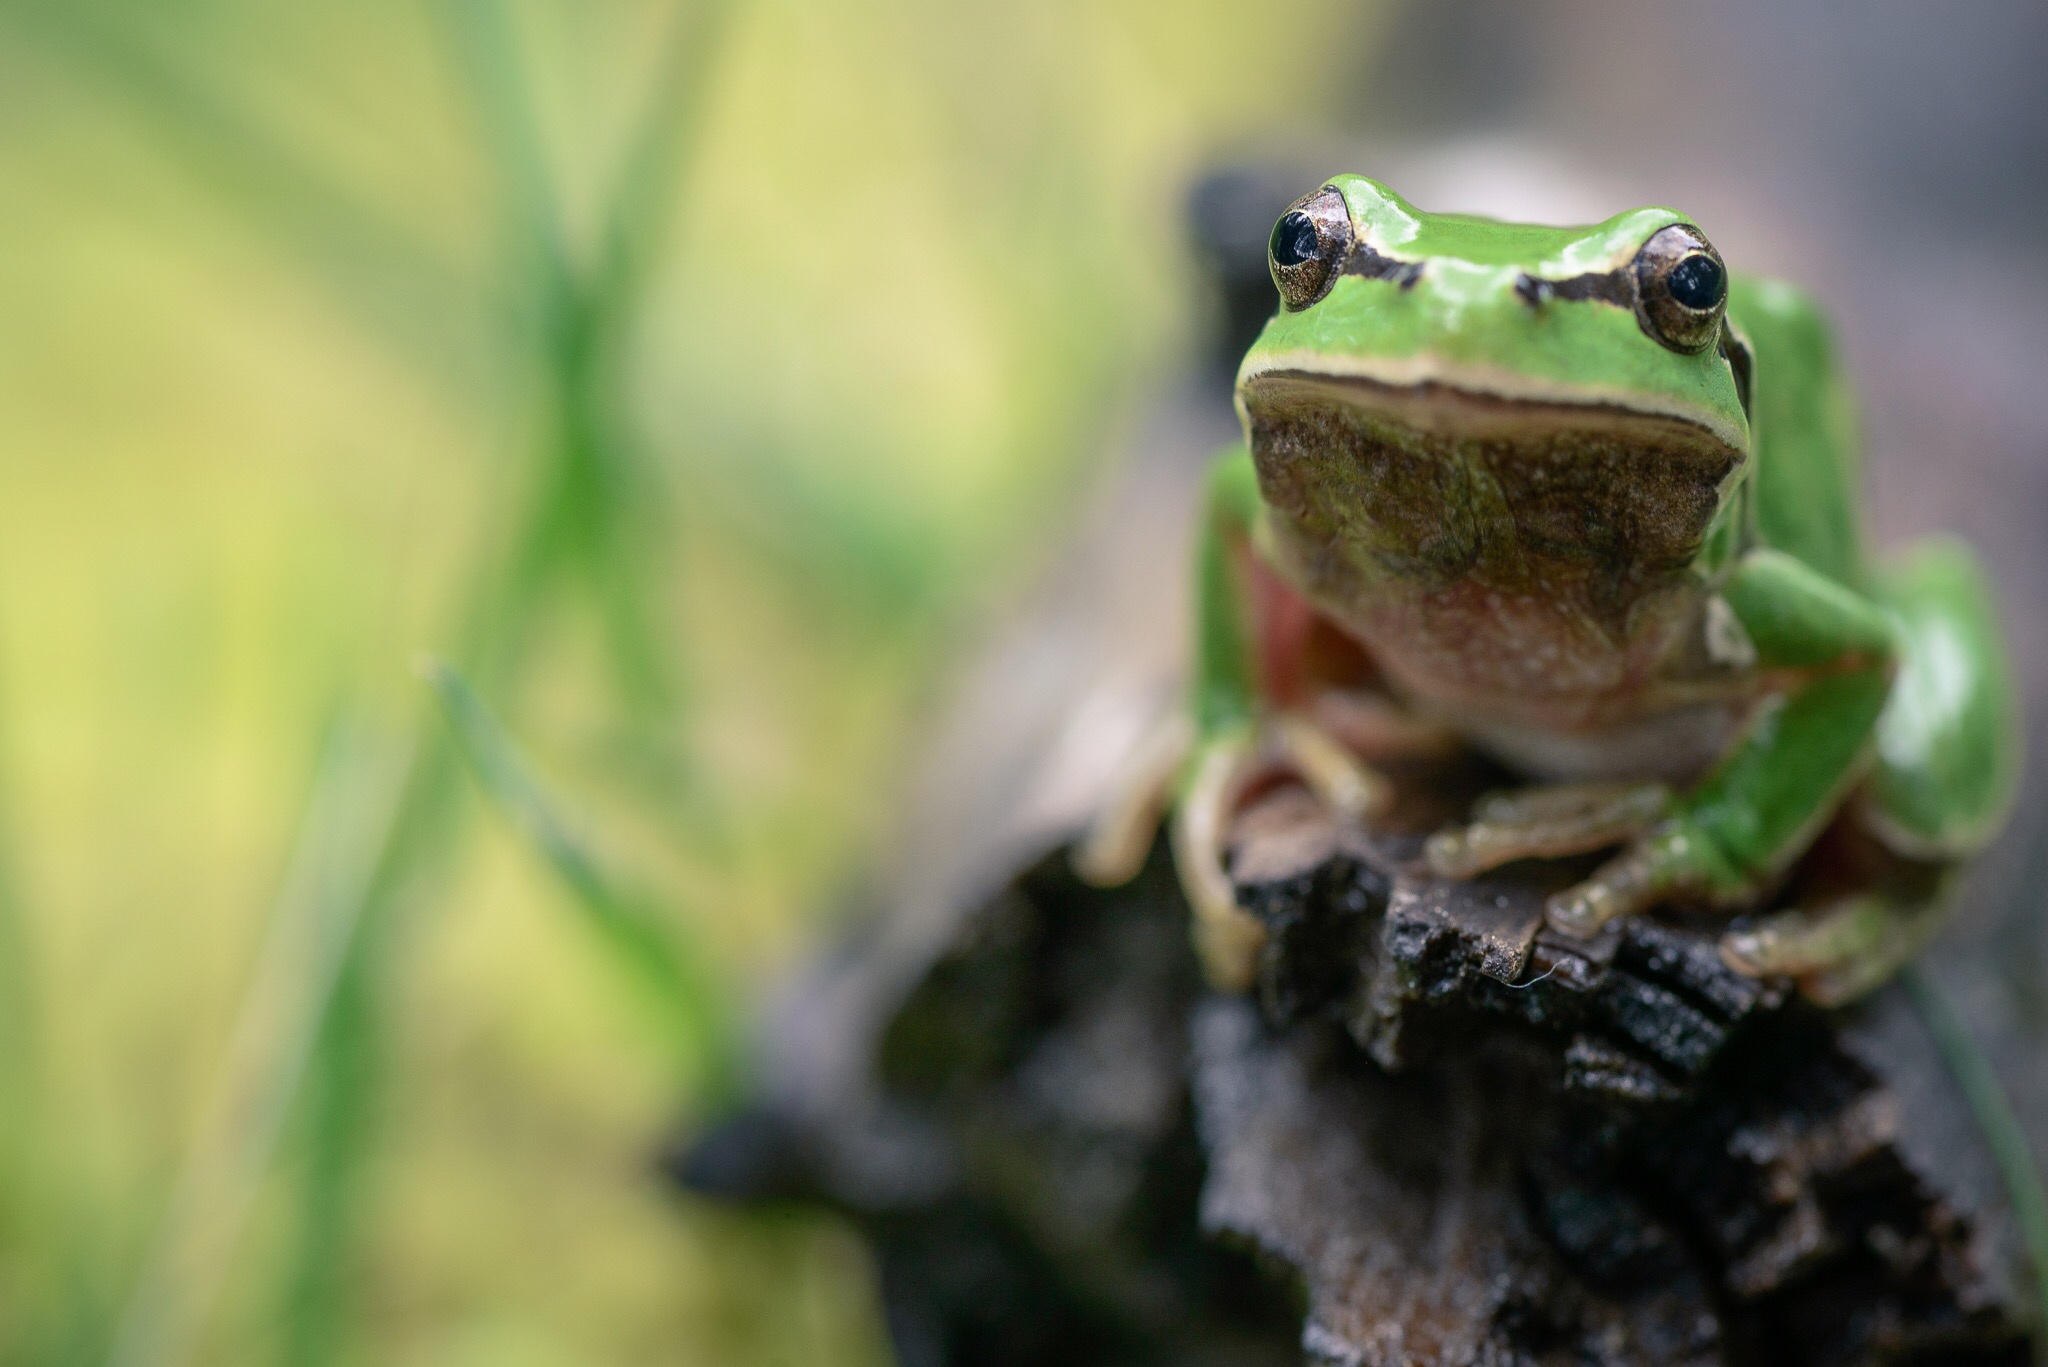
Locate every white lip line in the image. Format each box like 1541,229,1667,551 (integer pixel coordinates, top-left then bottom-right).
1237,350,1746,451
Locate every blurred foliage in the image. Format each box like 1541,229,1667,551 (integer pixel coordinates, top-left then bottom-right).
0,0,1380,1361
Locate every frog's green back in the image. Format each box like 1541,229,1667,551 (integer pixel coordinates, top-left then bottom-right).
1729,277,1867,589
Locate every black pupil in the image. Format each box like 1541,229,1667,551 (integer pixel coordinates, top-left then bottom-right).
1667,253,1726,310
1271,212,1320,268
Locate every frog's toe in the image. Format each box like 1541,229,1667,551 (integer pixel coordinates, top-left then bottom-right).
1268,714,1394,823
1427,780,1670,879
1546,873,1652,939
1544,826,1694,939
1169,731,1266,992
1720,898,1887,976
1721,883,1954,1006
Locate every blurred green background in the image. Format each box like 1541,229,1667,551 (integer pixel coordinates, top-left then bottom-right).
0,0,1386,1362
8,0,2048,1363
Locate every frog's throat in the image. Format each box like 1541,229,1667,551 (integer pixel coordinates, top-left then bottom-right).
1236,365,1748,614
1236,351,1747,454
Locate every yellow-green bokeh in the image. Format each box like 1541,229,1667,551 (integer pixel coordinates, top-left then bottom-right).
0,0,1380,1361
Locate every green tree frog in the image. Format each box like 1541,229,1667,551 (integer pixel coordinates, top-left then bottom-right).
1082,176,2019,1005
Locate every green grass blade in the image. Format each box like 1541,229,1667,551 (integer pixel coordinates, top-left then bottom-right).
433,0,571,302
580,0,745,727
278,946,382,1367
434,0,662,717
106,718,410,1367
274,731,469,1367
425,660,742,1105
591,0,742,316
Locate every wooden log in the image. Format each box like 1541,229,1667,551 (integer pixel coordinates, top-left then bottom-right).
672,790,2035,1363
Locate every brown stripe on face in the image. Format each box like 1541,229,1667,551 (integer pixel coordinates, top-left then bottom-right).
1515,267,1634,308
1339,242,1424,290
1336,247,1639,306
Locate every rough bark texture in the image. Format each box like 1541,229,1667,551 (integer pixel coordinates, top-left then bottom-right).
1213,795,2029,1366
672,777,2035,1365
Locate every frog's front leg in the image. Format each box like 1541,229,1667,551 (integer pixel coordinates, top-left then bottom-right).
1547,548,1898,940
1425,780,1674,880
1170,712,1392,989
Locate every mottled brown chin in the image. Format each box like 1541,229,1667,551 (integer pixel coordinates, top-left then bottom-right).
1239,368,1745,592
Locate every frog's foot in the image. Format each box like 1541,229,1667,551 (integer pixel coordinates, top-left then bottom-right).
1545,823,1743,939
1172,717,1393,992
1425,781,1671,880
1720,874,1956,1006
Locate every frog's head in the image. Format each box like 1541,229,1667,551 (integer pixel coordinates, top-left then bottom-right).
1236,175,1752,616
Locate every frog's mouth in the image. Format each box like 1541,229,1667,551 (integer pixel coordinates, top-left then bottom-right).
1237,367,1746,592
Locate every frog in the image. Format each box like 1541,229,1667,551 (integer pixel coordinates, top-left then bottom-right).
1079,175,2019,1005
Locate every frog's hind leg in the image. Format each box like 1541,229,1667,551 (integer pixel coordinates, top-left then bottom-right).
1722,859,1955,1006
1721,539,2019,1004
1862,538,2020,862
1425,780,1673,879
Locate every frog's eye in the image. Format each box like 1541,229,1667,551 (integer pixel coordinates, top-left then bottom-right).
1269,186,1353,311
1632,224,1727,354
